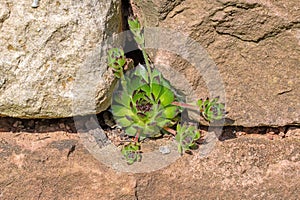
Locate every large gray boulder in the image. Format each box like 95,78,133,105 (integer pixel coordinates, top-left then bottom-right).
130,0,300,127
0,0,121,118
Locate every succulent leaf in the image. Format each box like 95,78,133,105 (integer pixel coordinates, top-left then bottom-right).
151,83,162,100
163,106,178,119
159,87,174,106
125,126,138,136
117,117,133,127
134,64,149,83
128,18,141,33
111,104,132,115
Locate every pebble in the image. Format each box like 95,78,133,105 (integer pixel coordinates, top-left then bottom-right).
278,132,285,137
27,120,35,128
66,125,71,131
31,0,39,8
59,123,65,129
286,127,300,138
13,121,21,128
159,146,171,155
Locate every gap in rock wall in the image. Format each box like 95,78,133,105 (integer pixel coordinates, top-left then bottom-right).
121,0,145,66
0,115,299,142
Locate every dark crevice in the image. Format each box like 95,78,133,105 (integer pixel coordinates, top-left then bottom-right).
120,0,133,31
1,114,299,140
211,124,300,141
121,0,144,66
0,116,77,133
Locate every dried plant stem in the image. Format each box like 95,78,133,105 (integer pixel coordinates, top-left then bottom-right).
171,102,198,110
134,130,140,142
163,127,176,136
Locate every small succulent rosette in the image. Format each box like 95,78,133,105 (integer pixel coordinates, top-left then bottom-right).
121,143,142,165
175,123,200,155
197,97,225,122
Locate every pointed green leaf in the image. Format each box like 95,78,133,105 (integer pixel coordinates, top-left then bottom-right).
156,119,170,128
151,68,161,79
159,87,174,106
139,84,151,97
151,83,162,100
134,64,149,83
203,98,210,107
113,72,121,79
111,105,132,117
128,18,140,31
197,99,203,107
133,92,146,103
117,58,126,67
176,123,181,133
194,131,200,140
125,126,138,136
163,106,178,119
175,132,181,141
134,36,144,45
116,117,132,127
113,91,131,107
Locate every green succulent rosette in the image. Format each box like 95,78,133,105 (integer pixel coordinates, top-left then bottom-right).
121,142,142,165
112,64,181,140
107,48,126,78
197,97,225,122
175,123,200,155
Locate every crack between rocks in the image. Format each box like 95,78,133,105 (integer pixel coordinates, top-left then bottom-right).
121,0,145,65
214,124,300,141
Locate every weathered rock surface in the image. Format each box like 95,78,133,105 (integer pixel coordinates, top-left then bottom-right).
136,136,300,199
131,0,300,126
0,131,299,199
0,132,136,199
0,0,121,118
